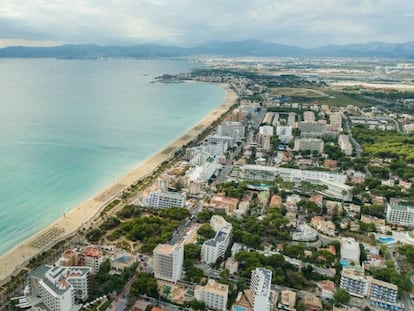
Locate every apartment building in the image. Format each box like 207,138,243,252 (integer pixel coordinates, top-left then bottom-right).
293,138,324,154
217,121,245,143
201,227,232,264
153,243,184,283
340,267,368,298
144,190,186,208
27,265,91,311
250,268,272,311
299,121,327,137
386,200,414,227
195,279,229,311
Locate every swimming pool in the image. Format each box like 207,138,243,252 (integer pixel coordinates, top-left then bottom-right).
234,306,247,311
340,259,350,267
377,236,395,244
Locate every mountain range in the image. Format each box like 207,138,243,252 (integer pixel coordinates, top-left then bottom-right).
0,40,413,59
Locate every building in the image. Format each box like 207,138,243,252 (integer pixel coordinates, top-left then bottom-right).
259,125,274,151
276,125,293,143
302,293,322,311
303,111,316,122
275,167,351,201
310,216,336,237
194,279,229,311
27,265,91,311
338,134,353,156
225,257,239,275
153,243,184,283
187,151,219,182
340,267,368,298
240,164,278,181
207,134,235,147
299,121,327,137
278,290,296,311
217,121,245,143
143,190,186,209
82,245,105,274
386,200,414,227
317,280,335,300
201,227,232,264
294,138,324,154
329,112,342,132
250,268,272,311
368,277,399,309
210,215,232,232
208,194,239,215
340,237,360,266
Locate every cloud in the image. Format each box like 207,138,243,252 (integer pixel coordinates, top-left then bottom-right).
0,0,413,47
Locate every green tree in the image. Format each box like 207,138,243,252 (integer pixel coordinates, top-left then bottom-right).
334,288,350,305
130,273,158,298
188,299,206,311
185,244,201,260
197,224,216,239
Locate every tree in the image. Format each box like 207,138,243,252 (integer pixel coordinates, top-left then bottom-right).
130,273,158,298
334,288,350,305
197,224,216,239
188,299,206,311
184,244,201,260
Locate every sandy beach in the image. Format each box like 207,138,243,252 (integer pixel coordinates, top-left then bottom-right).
0,83,238,283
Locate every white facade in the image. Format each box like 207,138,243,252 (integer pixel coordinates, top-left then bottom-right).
217,121,245,143
251,268,272,311
207,134,235,147
187,151,219,182
28,265,91,311
340,268,368,298
195,279,228,311
259,125,274,151
338,134,353,156
386,201,414,227
201,227,232,264
299,121,326,137
330,112,342,131
294,138,324,153
144,190,186,208
153,243,184,283
276,125,293,143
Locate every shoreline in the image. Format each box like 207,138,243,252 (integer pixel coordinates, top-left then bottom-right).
0,82,238,283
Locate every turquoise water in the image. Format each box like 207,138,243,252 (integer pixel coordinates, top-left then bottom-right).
377,236,395,243
0,59,225,255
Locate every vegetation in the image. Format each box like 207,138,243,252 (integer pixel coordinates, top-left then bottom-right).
353,127,414,162
129,272,158,299
333,288,351,305
90,259,137,299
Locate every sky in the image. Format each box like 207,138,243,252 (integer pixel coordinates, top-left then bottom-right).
0,0,413,48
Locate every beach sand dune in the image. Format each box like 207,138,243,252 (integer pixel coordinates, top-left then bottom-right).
0,83,238,283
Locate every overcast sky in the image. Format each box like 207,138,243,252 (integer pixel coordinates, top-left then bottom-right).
0,0,413,48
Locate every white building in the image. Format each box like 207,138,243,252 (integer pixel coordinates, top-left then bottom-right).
201,227,232,264
338,134,353,156
299,121,327,137
340,267,368,298
143,190,186,208
259,125,274,151
276,125,293,143
217,121,245,143
187,151,219,182
27,265,91,311
82,246,105,274
294,138,324,154
276,167,351,200
201,142,228,157
195,279,228,311
251,268,272,311
330,112,343,132
153,243,184,283
340,237,361,266
240,164,278,181
386,201,414,227
368,277,399,309
210,215,232,232
207,134,235,147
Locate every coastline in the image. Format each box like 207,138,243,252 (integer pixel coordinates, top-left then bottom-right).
0,82,238,283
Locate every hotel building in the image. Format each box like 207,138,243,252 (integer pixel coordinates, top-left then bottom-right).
27,265,91,311
153,243,184,283
250,268,272,311
386,200,414,227
144,190,186,209
195,279,229,311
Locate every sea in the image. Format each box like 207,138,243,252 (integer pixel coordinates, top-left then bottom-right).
0,59,225,256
